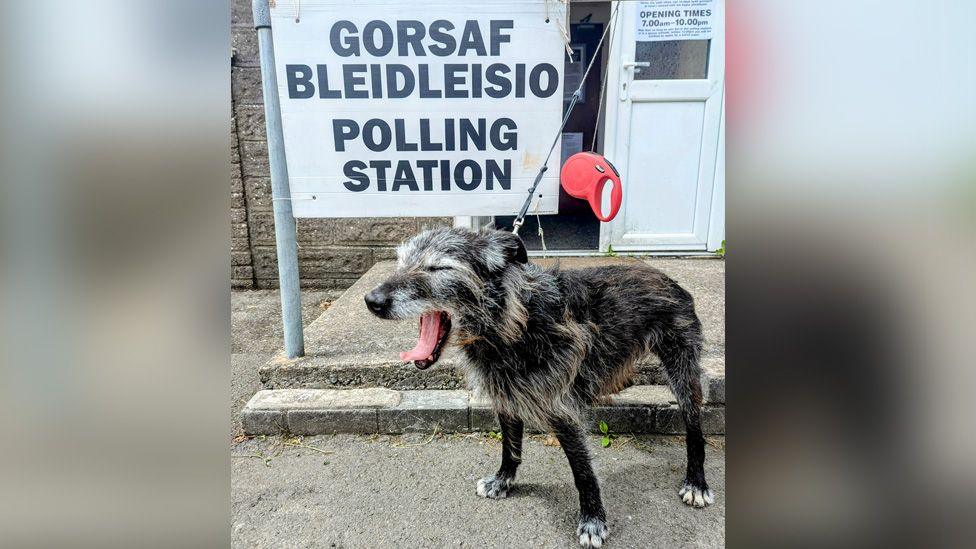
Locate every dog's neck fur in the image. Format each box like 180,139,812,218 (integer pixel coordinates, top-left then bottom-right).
453,263,559,350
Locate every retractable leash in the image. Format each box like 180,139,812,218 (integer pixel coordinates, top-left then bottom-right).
511,3,622,237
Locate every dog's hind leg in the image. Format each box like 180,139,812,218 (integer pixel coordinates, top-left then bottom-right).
550,415,609,548
658,332,714,508
476,412,523,499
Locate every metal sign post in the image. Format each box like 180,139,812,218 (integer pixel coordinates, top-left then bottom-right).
252,0,304,358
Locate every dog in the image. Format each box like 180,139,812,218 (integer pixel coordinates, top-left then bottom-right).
364,227,713,547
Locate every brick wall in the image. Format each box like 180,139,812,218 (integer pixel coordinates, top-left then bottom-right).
230,0,450,289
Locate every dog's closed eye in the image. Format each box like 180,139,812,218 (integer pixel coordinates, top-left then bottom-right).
427,265,452,272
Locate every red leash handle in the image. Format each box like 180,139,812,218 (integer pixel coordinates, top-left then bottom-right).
559,152,623,222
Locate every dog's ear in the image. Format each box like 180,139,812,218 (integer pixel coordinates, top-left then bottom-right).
481,230,528,269
499,231,528,265
510,234,528,264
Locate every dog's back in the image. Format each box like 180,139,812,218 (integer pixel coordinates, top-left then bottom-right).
549,263,703,401
460,261,702,412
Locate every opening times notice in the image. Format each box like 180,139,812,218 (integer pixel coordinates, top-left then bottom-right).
636,0,716,42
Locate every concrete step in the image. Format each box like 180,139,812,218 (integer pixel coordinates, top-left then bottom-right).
260,354,724,401
241,385,725,436
260,259,725,401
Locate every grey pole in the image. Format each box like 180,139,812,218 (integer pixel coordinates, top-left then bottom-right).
252,0,304,358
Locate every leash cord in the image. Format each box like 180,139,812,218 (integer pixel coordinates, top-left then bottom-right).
592,5,619,151
512,2,621,236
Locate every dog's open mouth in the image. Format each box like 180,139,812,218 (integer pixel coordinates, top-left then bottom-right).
399,311,452,370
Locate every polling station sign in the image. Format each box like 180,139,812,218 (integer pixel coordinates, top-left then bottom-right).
269,0,567,217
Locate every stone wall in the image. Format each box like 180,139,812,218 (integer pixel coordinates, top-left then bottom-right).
231,0,450,289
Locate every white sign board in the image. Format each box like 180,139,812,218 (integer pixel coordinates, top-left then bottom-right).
269,0,567,217
637,0,716,42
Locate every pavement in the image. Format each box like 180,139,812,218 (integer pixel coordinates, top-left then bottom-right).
232,433,725,548
232,289,340,438
231,257,726,547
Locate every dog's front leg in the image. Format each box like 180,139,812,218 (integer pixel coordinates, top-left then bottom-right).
550,415,609,548
476,412,523,499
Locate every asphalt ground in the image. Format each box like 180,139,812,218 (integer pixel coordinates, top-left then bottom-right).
232,432,725,548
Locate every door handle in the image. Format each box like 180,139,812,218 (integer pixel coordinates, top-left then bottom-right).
620,62,649,101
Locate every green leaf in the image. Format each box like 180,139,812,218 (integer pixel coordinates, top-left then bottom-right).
601,436,611,447
599,421,608,434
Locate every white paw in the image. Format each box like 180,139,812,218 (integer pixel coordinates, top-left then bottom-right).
679,483,715,508
476,474,512,499
577,517,609,548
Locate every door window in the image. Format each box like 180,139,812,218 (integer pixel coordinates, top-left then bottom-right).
634,40,710,80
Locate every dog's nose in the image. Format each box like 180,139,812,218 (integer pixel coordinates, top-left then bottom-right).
364,289,390,315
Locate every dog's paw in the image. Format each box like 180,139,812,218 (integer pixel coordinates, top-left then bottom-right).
679,482,715,508
577,516,609,548
476,474,512,499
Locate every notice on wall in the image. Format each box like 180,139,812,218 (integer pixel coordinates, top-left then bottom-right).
561,132,583,164
269,0,567,217
636,0,716,42
563,44,585,103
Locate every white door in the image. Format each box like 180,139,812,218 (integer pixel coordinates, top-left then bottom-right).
602,0,725,252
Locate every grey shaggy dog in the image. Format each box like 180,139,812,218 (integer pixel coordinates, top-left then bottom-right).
365,227,713,548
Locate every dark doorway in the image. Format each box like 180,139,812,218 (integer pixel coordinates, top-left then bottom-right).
496,8,609,251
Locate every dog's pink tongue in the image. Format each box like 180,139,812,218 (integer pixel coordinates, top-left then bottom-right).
399,311,441,361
